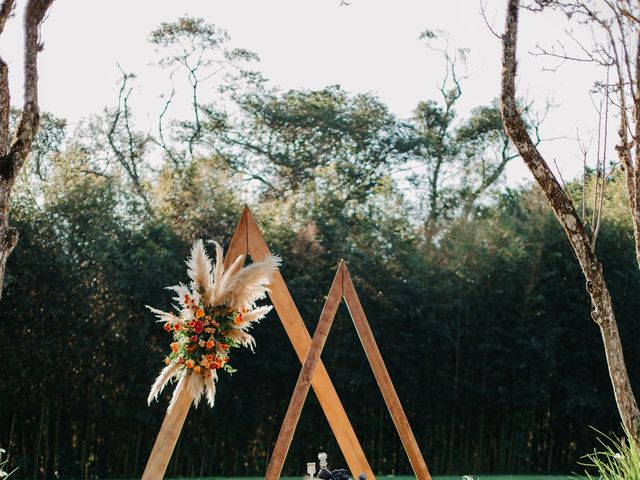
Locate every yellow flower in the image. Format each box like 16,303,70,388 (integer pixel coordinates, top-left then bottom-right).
196,309,205,318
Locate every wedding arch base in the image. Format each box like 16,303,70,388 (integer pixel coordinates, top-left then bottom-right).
142,207,431,480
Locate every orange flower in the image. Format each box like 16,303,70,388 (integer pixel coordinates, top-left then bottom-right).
206,354,214,362
234,314,243,325
196,308,205,318
206,340,215,351
186,360,195,369
194,366,201,374
220,343,229,350
170,342,179,353
190,335,198,343
164,357,171,365
173,323,181,332
163,323,172,332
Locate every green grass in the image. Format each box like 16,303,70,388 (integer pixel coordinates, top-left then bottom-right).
165,476,574,480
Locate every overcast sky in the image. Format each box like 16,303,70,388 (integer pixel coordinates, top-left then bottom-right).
1,0,611,184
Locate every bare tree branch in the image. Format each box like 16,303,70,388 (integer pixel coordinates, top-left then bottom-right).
106,66,153,213
480,0,503,39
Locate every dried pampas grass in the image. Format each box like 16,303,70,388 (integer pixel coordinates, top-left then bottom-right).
147,239,279,412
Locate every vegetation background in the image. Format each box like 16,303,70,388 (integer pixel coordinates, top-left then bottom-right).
0,14,639,480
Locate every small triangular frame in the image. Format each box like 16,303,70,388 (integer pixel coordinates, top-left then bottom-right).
264,261,431,480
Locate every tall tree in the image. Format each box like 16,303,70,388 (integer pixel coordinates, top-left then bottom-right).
0,0,54,299
499,0,640,442
148,16,260,166
408,31,540,238
208,85,405,201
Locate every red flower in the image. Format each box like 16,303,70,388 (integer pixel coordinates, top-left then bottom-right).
193,320,204,334
190,335,198,343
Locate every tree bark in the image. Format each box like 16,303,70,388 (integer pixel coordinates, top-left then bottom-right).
499,0,640,442
0,0,53,299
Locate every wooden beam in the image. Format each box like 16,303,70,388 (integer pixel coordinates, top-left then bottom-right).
342,264,431,480
265,262,345,480
224,206,249,266
244,208,375,480
141,387,192,480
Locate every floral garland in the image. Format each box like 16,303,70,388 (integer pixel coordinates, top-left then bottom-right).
147,239,279,412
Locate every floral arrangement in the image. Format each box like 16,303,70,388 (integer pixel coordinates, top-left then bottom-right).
147,239,279,412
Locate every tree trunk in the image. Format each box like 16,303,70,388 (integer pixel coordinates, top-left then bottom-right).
0,0,54,299
499,0,640,443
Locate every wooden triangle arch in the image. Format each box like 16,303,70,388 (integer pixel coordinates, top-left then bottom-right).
264,260,431,480
142,207,430,480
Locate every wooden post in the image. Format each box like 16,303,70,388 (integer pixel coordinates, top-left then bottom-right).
243,208,374,479
265,263,345,480
141,388,191,480
343,264,431,480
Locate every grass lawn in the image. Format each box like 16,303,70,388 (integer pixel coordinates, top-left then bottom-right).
166,476,577,480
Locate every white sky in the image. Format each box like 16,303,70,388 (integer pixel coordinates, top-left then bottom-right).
1,0,612,184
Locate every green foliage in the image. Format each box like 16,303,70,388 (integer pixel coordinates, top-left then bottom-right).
1,15,639,480
149,17,259,66
211,85,405,201
579,429,640,479
4,150,638,478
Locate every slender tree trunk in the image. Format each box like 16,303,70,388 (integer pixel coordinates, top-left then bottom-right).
499,0,640,443
0,0,54,299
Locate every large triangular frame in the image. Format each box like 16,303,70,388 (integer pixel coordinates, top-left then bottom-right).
142,207,431,480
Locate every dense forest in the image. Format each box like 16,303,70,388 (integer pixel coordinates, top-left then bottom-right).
1,17,639,480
